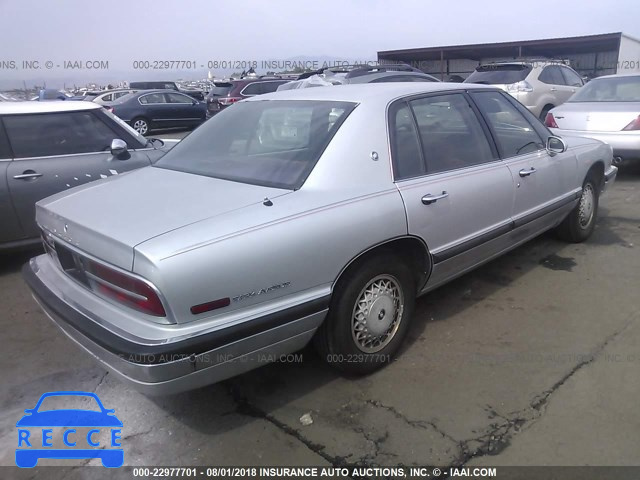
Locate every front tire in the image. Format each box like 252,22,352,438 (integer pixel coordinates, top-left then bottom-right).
556,174,600,242
315,254,416,374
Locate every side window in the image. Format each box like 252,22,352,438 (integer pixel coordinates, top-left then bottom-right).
560,67,583,87
101,93,113,102
241,83,262,96
139,93,166,104
0,120,12,158
538,66,565,85
165,93,192,104
472,91,544,158
260,82,285,94
4,111,118,158
389,101,425,180
410,93,494,173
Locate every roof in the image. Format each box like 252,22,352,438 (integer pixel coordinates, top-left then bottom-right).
248,82,496,104
378,32,626,61
0,101,100,115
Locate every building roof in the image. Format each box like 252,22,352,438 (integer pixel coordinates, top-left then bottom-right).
378,32,629,61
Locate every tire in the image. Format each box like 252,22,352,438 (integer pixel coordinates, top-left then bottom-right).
315,254,416,374
556,174,600,242
131,117,150,135
539,105,554,122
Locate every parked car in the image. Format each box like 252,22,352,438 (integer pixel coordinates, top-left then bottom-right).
0,101,177,251
545,73,640,167
24,83,616,394
92,89,138,105
33,89,73,101
277,64,439,91
464,60,584,120
205,77,291,118
129,81,205,101
104,90,206,134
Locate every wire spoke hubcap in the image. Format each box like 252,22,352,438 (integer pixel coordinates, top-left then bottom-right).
578,183,595,228
352,274,404,353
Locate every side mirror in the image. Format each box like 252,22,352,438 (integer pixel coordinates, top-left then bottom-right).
546,136,567,156
110,138,130,159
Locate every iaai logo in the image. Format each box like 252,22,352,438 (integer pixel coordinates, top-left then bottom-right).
15,391,123,468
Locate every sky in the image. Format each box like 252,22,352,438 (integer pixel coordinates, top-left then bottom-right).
1,0,639,88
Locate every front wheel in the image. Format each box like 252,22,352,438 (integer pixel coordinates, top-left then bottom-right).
556,175,599,242
315,255,416,374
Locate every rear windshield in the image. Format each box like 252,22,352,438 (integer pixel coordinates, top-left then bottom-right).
155,100,356,190
464,65,532,85
208,84,233,97
568,76,640,102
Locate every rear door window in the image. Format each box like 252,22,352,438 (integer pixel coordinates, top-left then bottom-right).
139,93,166,104
410,93,495,173
560,67,583,87
4,111,119,158
471,91,544,158
538,66,566,85
241,83,262,96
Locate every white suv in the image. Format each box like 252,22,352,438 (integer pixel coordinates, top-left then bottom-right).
464,61,584,120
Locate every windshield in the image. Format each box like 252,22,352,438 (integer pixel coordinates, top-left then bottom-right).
568,76,640,102
464,64,532,85
156,100,356,190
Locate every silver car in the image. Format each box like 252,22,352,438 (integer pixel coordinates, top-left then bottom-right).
24,83,617,394
546,73,640,167
464,61,584,120
0,101,177,250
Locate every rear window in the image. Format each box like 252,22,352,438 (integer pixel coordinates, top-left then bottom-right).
156,100,356,190
568,76,640,102
208,84,233,97
464,64,532,85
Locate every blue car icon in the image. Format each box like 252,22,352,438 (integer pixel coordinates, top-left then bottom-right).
16,391,123,468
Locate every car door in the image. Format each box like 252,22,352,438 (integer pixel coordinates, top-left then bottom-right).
0,121,24,244
4,109,152,238
470,90,577,234
391,92,515,289
164,92,201,127
138,92,170,126
544,66,577,105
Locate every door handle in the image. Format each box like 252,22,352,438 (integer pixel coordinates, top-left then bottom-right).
550,87,557,92
519,167,536,177
421,191,448,205
13,171,43,180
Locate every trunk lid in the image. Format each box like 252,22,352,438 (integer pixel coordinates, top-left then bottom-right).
36,167,289,270
552,102,640,131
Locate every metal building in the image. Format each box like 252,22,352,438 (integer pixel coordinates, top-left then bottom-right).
377,32,640,81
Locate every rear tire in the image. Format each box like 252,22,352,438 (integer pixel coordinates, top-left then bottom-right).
556,174,599,242
315,254,416,374
131,117,150,135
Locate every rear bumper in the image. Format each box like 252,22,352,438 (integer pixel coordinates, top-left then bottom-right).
552,128,640,163
23,256,328,394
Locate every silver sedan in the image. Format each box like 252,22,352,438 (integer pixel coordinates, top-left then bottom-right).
24,83,617,394
546,73,640,166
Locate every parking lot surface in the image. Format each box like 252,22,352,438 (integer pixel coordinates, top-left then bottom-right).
1,167,639,476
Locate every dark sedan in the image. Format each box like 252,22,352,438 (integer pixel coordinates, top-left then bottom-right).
105,90,206,134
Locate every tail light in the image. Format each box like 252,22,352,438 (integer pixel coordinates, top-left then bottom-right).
622,115,640,131
217,96,241,106
105,106,114,113
506,80,533,93
84,258,166,317
545,112,559,128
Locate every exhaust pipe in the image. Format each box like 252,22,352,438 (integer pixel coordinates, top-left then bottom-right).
612,156,623,166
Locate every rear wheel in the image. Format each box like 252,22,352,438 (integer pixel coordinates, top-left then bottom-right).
315,254,416,374
556,174,599,242
540,105,554,122
131,117,150,135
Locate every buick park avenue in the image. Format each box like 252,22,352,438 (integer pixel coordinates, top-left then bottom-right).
23,83,617,394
